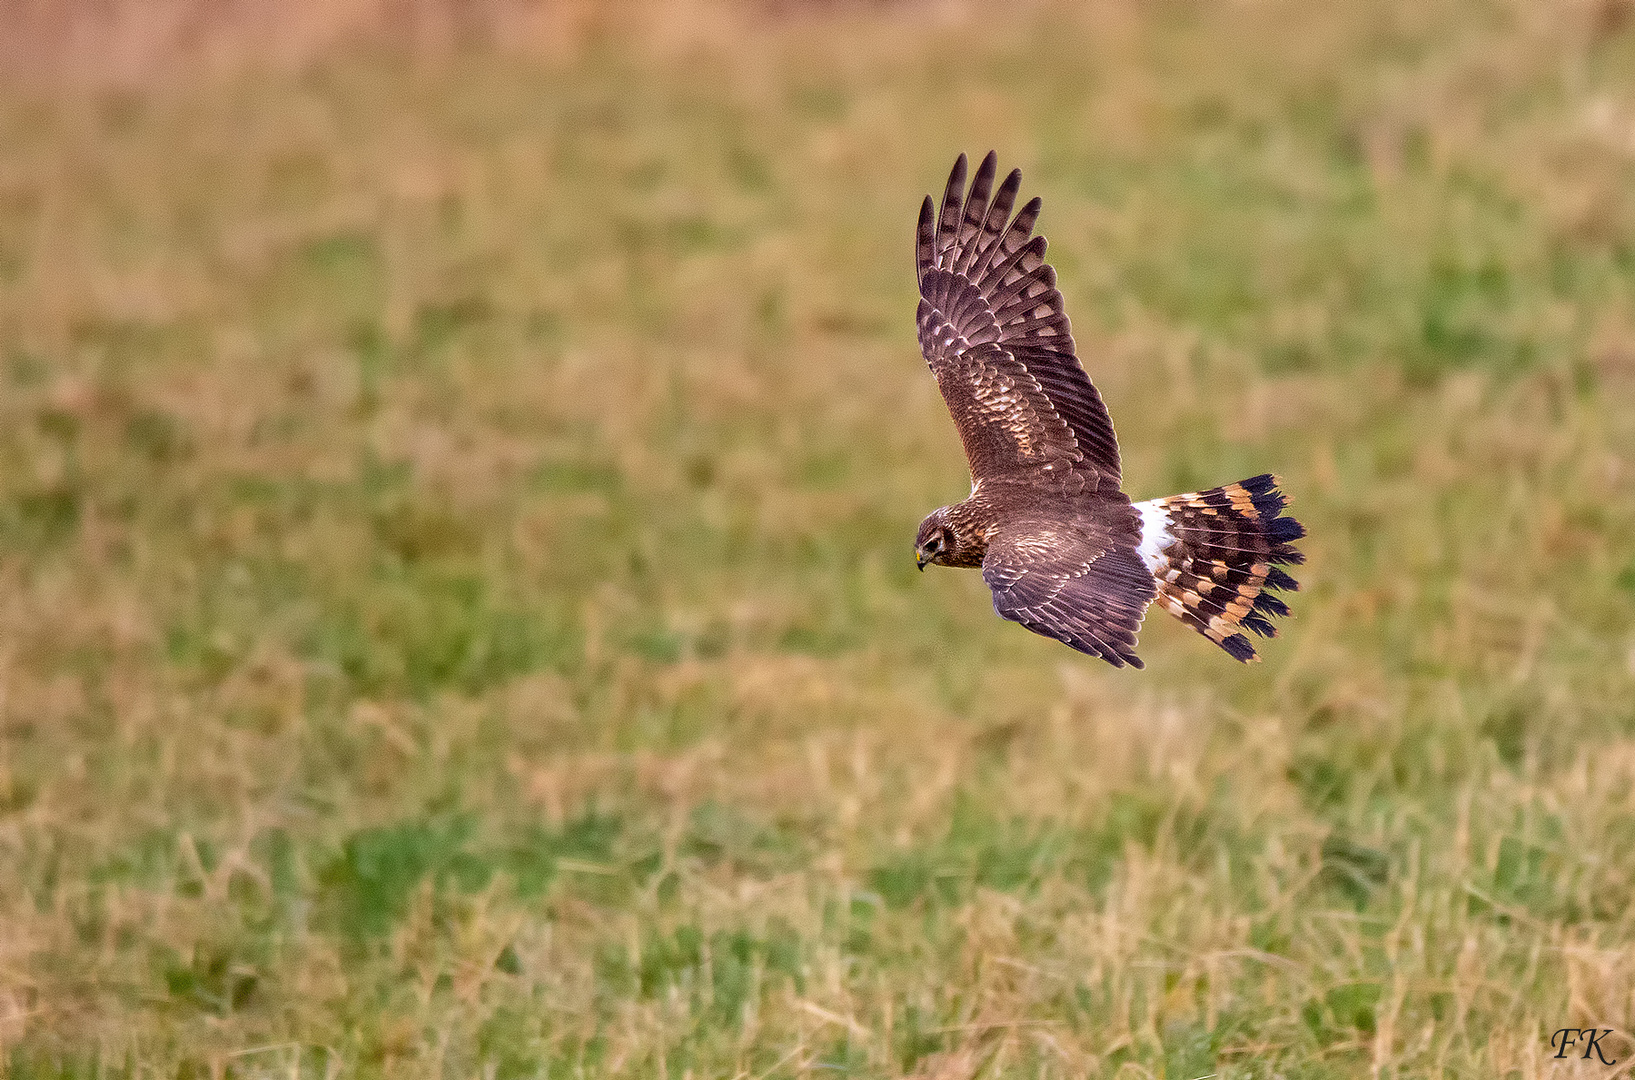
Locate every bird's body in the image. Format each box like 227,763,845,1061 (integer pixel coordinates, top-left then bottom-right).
917,480,1135,570
912,153,1305,667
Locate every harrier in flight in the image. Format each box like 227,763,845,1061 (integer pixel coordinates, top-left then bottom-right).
913,152,1305,667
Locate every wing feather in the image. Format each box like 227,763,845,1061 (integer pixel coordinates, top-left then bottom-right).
916,152,1121,489
936,154,968,264
983,522,1156,669
977,197,1043,293
965,168,1023,283
915,196,937,292
952,152,998,277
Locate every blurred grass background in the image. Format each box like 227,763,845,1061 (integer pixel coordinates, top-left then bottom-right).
3,0,1635,1075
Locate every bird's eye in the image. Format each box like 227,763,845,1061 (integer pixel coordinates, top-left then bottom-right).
926,536,942,553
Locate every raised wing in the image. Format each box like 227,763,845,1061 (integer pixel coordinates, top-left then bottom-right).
917,152,1121,494
983,519,1157,669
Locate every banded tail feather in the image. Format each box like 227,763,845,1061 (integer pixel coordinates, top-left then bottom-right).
1134,474,1305,662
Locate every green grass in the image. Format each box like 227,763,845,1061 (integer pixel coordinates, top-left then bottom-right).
3,0,1635,1075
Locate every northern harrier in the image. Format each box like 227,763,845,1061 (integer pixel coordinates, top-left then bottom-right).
913,152,1305,667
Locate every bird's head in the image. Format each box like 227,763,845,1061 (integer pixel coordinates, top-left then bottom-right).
914,509,958,570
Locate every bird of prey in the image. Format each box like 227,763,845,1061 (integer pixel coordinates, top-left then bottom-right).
912,152,1305,667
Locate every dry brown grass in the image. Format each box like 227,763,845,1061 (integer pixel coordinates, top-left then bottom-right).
2,0,1635,1076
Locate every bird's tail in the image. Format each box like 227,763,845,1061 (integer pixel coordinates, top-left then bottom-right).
1133,474,1305,662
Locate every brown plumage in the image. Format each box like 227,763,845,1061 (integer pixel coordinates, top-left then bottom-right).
912,153,1305,667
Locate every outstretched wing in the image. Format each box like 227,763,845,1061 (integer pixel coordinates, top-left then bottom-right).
917,152,1121,495
983,518,1157,669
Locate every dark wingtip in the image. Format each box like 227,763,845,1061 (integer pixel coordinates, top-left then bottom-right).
1236,473,1289,518
1268,505,1307,564
968,154,997,204
1240,611,1278,638
975,151,999,193
945,153,968,200
1220,633,1259,662
1252,490,1286,518
1252,592,1290,619
916,195,936,285
1266,567,1300,592
1268,516,1306,544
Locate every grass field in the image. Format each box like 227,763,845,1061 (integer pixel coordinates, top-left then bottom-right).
3,0,1635,1075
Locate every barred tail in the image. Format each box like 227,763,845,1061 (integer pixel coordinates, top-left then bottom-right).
1133,474,1305,663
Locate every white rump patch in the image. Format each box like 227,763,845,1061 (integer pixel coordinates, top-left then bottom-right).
1134,500,1176,574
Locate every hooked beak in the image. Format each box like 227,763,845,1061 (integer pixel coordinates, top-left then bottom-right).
916,551,928,571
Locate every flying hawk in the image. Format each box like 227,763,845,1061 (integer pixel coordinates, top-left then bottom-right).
912,152,1305,667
